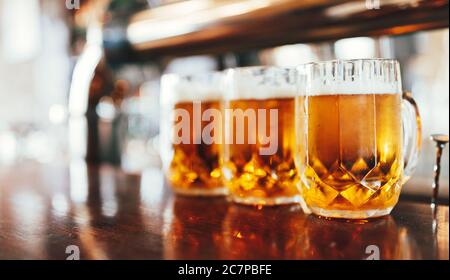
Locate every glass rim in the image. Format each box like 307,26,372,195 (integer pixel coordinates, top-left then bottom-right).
224,65,296,74
299,58,399,68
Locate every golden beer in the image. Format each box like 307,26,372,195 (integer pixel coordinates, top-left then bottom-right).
222,67,300,205
298,93,403,215
297,59,421,219
223,96,300,205
168,100,224,194
160,72,226,196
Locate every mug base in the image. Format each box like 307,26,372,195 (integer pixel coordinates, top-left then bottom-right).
229,195,302,206
172,187,228,197
309,206,394,219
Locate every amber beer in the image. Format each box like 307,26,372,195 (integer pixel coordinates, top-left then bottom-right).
160,72,226,196
168,100,224,194
299,93,403,213
297,59,421,219
223,67,301,205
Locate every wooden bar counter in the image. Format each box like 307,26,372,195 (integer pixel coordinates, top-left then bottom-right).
0,162,448,260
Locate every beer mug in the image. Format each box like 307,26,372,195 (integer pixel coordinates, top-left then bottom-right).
296,59,421,219
222,67,301,205
160,72,227,196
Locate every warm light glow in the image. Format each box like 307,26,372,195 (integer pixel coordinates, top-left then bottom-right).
326,0,422,18
127,0,272,45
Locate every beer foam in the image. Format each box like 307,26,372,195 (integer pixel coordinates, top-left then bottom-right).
299,59,402,95
225,67,297,100
160,73,224,104
306,80,402,95
226,86,297,100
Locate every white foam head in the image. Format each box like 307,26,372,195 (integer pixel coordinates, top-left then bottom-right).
225,66,297,100
298,59,402,95
160,72,224,104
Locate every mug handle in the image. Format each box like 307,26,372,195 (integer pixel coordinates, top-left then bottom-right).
402,91,422,183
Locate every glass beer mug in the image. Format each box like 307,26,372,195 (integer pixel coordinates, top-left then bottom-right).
222,67,301,205
296,59,421,219
160,72,227,196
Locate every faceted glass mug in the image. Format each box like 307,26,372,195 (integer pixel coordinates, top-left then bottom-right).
222,67,302,205
296,59,421,219
160,72,227,196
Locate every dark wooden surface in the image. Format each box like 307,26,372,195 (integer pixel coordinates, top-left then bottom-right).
0,162,448,260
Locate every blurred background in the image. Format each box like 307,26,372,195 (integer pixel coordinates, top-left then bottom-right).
0,0,448,203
